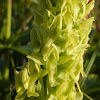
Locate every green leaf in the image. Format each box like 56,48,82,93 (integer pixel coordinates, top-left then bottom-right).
12,47,29,55
80,50,97,89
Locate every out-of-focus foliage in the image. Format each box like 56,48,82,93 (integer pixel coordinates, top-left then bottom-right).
0,0,100,100
0,0,34,100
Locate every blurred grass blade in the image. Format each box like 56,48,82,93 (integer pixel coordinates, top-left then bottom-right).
80,49,97,88
21,46,34,51
85,50,97,76
12,30,30,43
12,47,29,55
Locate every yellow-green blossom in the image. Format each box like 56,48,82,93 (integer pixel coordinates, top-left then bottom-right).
15,0,94,100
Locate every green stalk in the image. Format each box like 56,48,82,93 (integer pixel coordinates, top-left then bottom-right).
3,53,10,80
3,0,12,80
6,0,12,39
80,49,97,89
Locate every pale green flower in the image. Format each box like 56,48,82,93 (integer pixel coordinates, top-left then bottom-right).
15,0,94,100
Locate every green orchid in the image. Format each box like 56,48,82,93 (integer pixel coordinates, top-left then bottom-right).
15,0,94,100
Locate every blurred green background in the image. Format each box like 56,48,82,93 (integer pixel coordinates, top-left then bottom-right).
0,0,100,100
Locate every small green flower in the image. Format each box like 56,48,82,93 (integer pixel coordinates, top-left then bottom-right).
15,0,94,100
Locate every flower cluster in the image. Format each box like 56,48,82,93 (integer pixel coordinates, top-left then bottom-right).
15,0,94,100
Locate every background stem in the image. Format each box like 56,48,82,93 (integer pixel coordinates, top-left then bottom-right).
3,53,10,80
6,0,12,39
3,0,12,80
